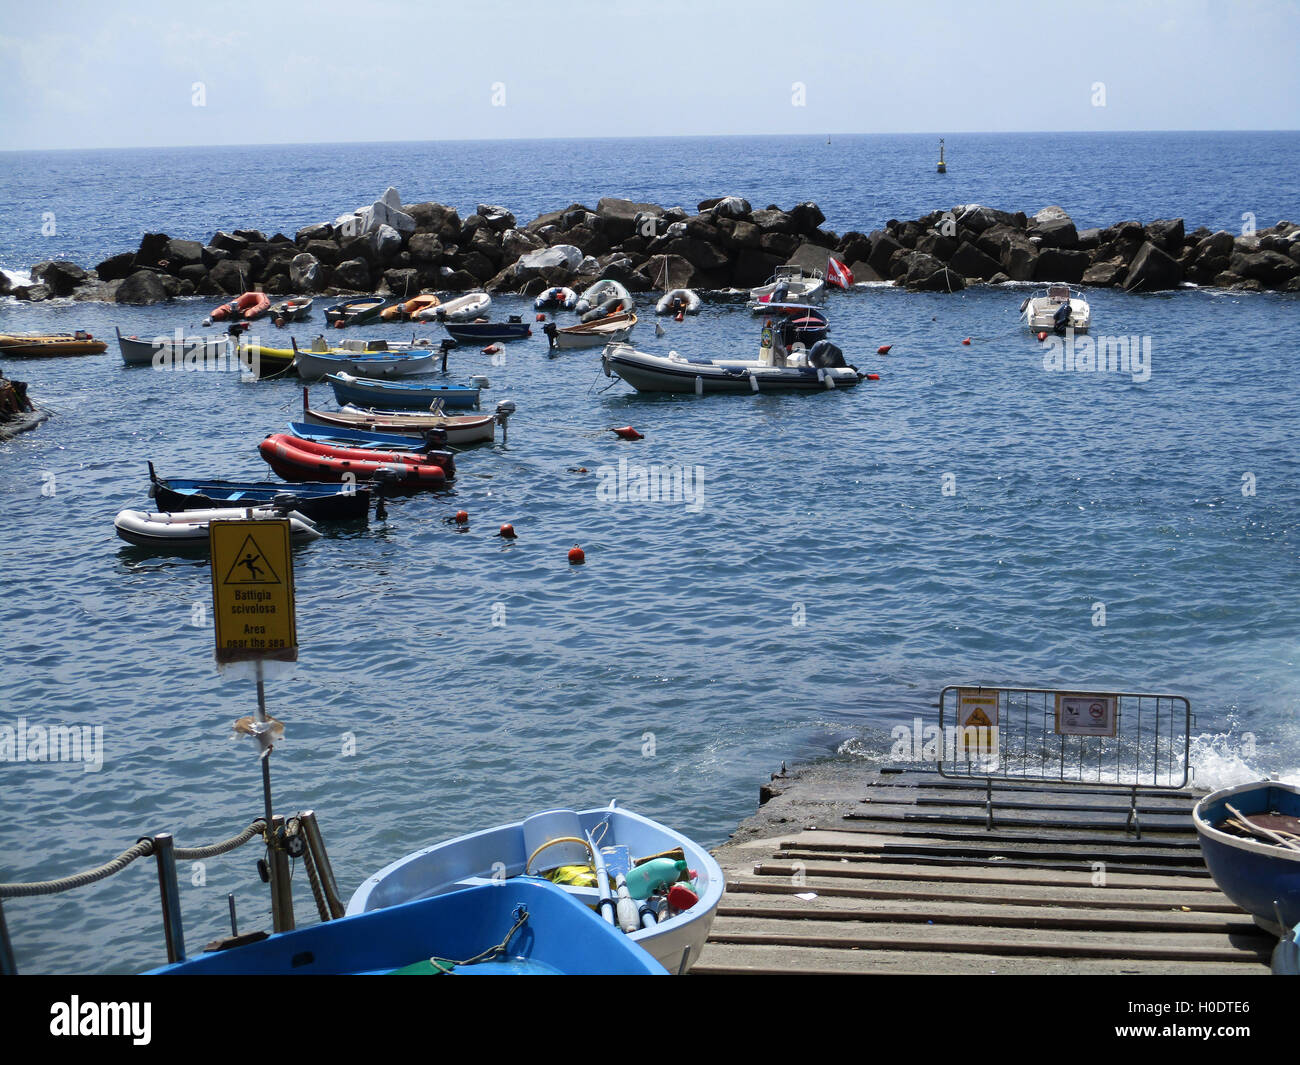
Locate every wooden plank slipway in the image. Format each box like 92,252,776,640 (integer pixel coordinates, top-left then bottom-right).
696,766,1273,975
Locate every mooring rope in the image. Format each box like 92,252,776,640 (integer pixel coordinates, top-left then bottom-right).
0,820,267,898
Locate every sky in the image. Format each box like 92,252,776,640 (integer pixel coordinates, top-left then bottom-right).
0,0,1296,151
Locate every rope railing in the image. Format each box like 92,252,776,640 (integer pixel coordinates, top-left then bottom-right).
0,819,267,899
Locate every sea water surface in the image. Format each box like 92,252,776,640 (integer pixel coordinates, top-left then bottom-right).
1,132,1298,974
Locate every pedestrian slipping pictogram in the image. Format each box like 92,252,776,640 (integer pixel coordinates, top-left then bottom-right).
222,534,283,586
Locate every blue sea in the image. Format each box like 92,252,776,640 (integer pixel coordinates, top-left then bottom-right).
1,132,1299,974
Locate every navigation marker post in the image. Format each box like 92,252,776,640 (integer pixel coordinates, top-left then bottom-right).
208,517,300,932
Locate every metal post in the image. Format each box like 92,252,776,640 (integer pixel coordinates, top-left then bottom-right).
271,814,295,932
299,810,346,919
151,833,186,963
227,893,238,936
0,897,17,975
253,659,283,932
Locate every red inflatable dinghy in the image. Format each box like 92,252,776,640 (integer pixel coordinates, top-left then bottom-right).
258,434,455,493
212,292,272,321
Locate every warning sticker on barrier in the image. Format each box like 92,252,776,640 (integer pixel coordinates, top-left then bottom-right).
209,519,298,662
956,688,1000,755
1055,692,1117,737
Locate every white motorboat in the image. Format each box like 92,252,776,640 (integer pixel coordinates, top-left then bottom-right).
1020,283,1092,333
114,506,321,550
602,319,865,394
412,291,492,322
534,286,577,311
115,327,233,368
545,311,637,351
345,802,725,975
747,266,825,312
655,289,702,316
292,337,438,381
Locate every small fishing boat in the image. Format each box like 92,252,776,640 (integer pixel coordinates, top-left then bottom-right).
774,307,829,346
300,390,500,446
324,295,399,327
1020,283,1092,334
443,318,532,344
534,286,577,311
346,802,723,975
655,289,702,316
288,420,444,453
269,298,313,326
235,342,297,379
414,291,491,322
325,372,481,411
116,327,232,367
1193,779,1300,935
380,293,440,321
149,878,665,975
574,279,633,318
114,506,321,550
292,338,438,382
544,311,637,352
604,315,864,394
0,331,107,358
259,434,453,493
747,266,825,312
209,292,272,322
148,462,370,521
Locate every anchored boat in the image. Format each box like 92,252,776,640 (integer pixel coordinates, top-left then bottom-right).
0,331,107,358
655,289,702,316
324,295,399,327
114,506,321,550
116,327,233,367
209,292,271,322
346,802,724,975
270,298,313,325
747,266,825,312
300,389,502,446
259,434,454,493
325,371,481,411
443,318,532,344
1193,779,1300,935
414,291,492,322
544,311,637,352
534,286,577,311
292,337,440,381
1020,283,1092,334
575,279,634,321
148,462,370,521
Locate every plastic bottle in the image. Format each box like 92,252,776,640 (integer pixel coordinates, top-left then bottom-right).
625,858,688,901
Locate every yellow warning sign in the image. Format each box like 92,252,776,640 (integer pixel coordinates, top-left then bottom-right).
956,688,1000,757
209,519,298,662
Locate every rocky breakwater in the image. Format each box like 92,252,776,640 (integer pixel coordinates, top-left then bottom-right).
4,189,1298,306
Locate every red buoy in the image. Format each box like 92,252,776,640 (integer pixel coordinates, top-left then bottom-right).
866,373,880,381
455,510,469,524
611,426,644,441
961,337,971,345
568,545,585,565
877,344,891,355
667,883,699,912
499,523,516,539
535,313,546,322
674,310,684,322
335,320,346,329
1037,331,1048,342
482,343,503,355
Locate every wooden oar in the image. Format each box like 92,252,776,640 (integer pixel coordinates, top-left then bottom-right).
1225,802,1300,852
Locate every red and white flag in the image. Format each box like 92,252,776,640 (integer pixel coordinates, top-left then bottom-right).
826,257,854,289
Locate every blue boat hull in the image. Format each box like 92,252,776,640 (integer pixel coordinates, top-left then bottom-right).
288,421,431,452
326,373,481,411
444,322,532,343
1193,781,1300,934
148,878,665,975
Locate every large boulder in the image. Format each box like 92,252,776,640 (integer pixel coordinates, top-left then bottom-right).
133,232,171,268
866,230,903,276
1229,249,1299,286
367,223,403,261
475,204,516,232
517,244,583,274
304,238,342,265
948,240,1002,280
210,231,249,255
785,240,835,276
1145,218,1185,256
750,208,799,235
295,222,333,245
898,251,945,286
659,237,729,272
1123,242,1182,291
910,266,965,292
1029,206,1078,249
501,227,542,261
1032,248,1090,283
594,198,664,242
407,202,462,242
289,253,321,291
636,254,700,291
381,268,420,296
731,248,784,288
954,204,1023,233
706,196,752,219
787,202,826,234
32,261,88,296
163,239,203,270
95,252,136,282
115,269,169,304
13,283,51,302
915,230,959,260
207,258,252,294
332,258,371,290
1082,259,1127,286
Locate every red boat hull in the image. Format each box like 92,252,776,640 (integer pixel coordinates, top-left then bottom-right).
259,434,453,493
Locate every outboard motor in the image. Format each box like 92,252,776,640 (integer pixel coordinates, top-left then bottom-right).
1053,299,1072,336
808,340,847,369
422,427,449,451
770,282,790,304
543,321,559,349
439,336,457,372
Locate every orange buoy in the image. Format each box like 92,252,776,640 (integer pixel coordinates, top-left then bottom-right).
499,523,516,539
961,337,971,345
1037,331,1048,342
877,344,891,355
611,426,644,441
535,313,546,322
455,510,469,524
568,545,585,565
866,373,880,381
482,343,503,355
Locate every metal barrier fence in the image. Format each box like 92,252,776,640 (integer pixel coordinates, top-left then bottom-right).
937,685,1193,789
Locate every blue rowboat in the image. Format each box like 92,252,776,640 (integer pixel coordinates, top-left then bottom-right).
147,462,370,521
1193,780,1300,935
147,878,665,975
346,801,724,975
443,320,532,344
325,372,481,411
288,420,438,453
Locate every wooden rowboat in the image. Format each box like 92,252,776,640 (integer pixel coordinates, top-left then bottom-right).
381,293,440,321
0,331,107,358
300,389,498,445
545,311,637,351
